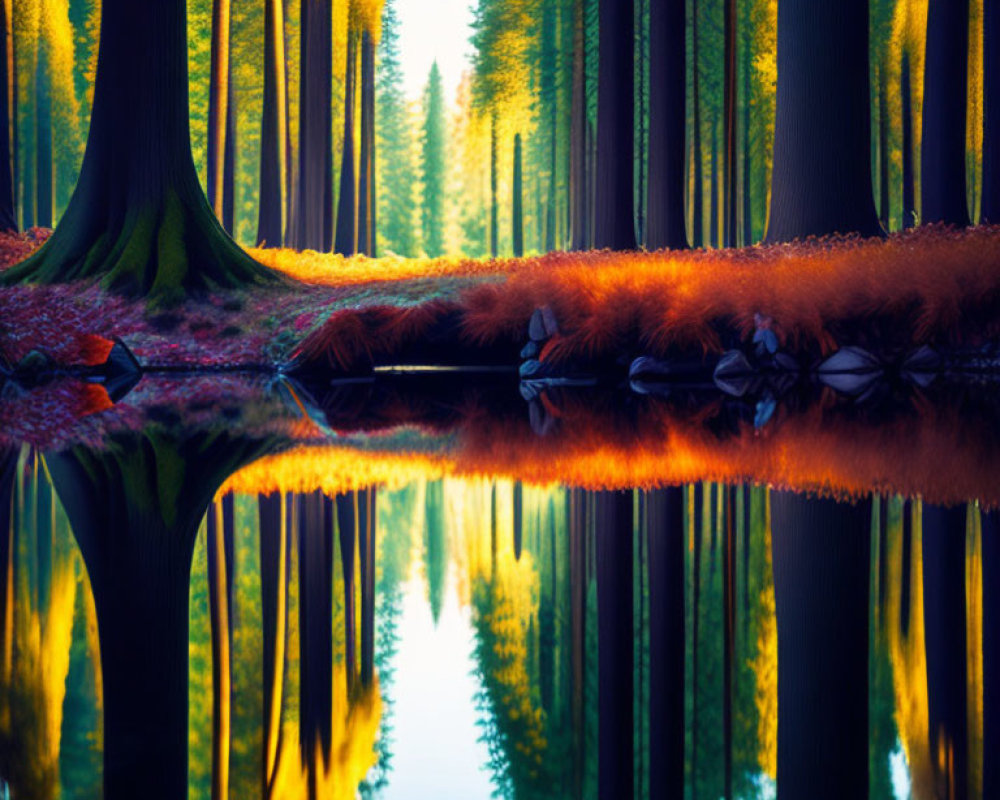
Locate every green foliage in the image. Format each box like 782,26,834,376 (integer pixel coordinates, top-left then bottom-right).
420,63,446,258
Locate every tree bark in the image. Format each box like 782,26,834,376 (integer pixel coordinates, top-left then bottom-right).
596,489,633,799
257,0,287,247
513,133,524,257
1,0,279,298
981,0,999,222
358,30,376,256
764,0,881,242
646,0,687,250
594,0,635,250
646,487,684,798
921,0,970,227
295,0,334,252
335,30,358,256
771,491,871,798
921,504,969,800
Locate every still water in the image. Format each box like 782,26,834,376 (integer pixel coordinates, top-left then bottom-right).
0,376,995,799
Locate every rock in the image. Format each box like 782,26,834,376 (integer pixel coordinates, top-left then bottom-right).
816,346,882,395
713,350,755,397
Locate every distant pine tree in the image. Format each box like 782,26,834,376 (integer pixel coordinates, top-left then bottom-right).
420,62,446,258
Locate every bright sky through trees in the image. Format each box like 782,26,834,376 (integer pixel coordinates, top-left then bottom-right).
395,0,474,100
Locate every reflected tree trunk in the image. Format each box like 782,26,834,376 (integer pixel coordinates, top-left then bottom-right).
513,482,523,561
44,430,273,800
921,503,968,800
646,487,684,797
595,489,633,798
983,509,998,799
0,448,16,708
207,495,235,800
358,488,377,687
568,488,586,795
771,491,871,798
335,491,360,692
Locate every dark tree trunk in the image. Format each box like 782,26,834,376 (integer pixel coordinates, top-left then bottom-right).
691,483,702,794
741,28,752,245
983,510,999,799
295,0,334,252
646,0,687,250
770,491,871,798
900,498,913,636
723,485,735,798
921,0,970,227
35,34,52,228
596,490,633,799
335,31,358,256
1,0,278,298
879,58,890,231
258,491,290,796
207,0,231,223
336,491,361,692
44,431,271,800
921,504,968,800
691,0,703,248
0,449,15,689
490,115,498,258
646,487,684,798
512,482,523,561
358,30,376,256
207,495,235,800
358,487,377,687
710,125,719,247
980,0,999,222
257,0,287,247
902,51,915,228
513,134,524,257
542,0,557,253
0,0,14,231
764,0,881,242
569,0,588,250
222,76,237,235
594,0,635,250
298,491,333,776
568,489,586,795
723,0,737,248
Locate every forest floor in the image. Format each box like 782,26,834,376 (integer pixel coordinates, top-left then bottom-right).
1,224,999,372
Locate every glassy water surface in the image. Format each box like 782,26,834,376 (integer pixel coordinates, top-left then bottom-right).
0,376,995,799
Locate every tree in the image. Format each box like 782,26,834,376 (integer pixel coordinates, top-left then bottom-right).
594,0,634,250
569,0,588,250
358,28,376,256
984,0,999,222
645,0,687,250
512,132,523,256
0,0,14,231
1,0,279,299
764,1,881,242
206,496,235,800
921,0,970,226
207,0,231,226
420,62,446,258
256,0,287,247
983,510,998,799
334,22,357,256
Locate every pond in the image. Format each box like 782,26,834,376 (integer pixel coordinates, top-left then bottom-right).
0,372,995,799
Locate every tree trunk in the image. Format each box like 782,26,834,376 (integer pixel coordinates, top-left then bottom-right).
879,58,890,231
513,133,524,257
44,431,272,799
710,125,719,247
207,496,235,800
646,0,687,250
691,0,703,248
34,28,52,228
257,0,287,248
691,483,702,795
1,0,278,298
741,27,751,245
258,492,289,796
983,509,998,799
0,449,16,705
490,114,498,258
723,485,735,798
764,0,881,242
594,0,635,250
569,0,585,250
222,77,237,236
0,0,15,231
358,30,376,256
596,489,633,799
335,30,358,256
512,481,523,560
921,0,970,227
358,487,376,687
980,0,999,222
921,504,969,800
771,491,871,798
902,51,915,228
646,487,684,798
336,491,363,693
723,0,736,249
207,0,231,223
568,489,586,796
295,0,334,252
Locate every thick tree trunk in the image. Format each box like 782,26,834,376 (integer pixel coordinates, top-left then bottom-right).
771,491,871,798
358,30,376,257
34,34,52,229
335,31,358,256
983,510,998,799
691,0,703,248
513,134,524,258
207,496,235,800
596,489,633,799
257,0,287,248
764,1,881,242
336,491,365,693
44,431,271,799
921,504,968,800
921,0,970,227
569,0,588,251
646,0,687,250
594,0,635,250
259,492,289,796
981,0,999,222
295,0,334,252
0,0,13,231
646,487,684,798
358,487,376,687
1,0,278,298
723,0,736,248
207,0,231,223
902,51,915,229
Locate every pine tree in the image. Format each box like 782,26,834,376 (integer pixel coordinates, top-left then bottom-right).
420,62,446,258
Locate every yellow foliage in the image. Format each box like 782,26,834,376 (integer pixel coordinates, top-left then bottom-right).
351,0,384,41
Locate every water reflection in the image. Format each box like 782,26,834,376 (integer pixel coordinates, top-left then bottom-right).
0,434,994,798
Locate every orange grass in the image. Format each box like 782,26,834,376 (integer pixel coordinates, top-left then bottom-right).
285,227,1000,370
